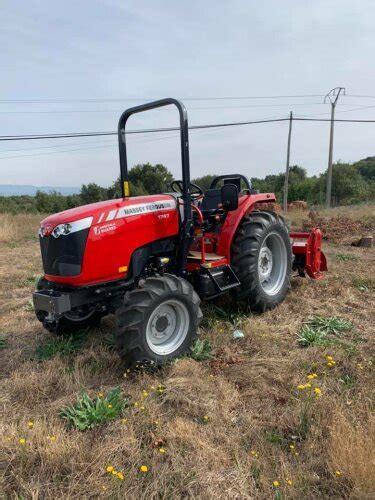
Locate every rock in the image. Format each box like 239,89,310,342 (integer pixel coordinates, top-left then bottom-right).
232,330,244,339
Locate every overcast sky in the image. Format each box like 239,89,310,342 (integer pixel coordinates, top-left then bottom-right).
1,0,375,188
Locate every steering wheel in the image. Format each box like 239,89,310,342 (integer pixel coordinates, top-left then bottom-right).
170,180,204,200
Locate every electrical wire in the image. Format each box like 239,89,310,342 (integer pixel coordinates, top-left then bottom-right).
0,94,326,104
0,102,371,114
0,117,289,142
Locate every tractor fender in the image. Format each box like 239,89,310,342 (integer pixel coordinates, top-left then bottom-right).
216,193,276,259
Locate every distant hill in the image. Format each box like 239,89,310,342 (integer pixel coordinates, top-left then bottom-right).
0,185,80,196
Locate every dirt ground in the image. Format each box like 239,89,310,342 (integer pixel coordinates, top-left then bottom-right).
0,209,374,499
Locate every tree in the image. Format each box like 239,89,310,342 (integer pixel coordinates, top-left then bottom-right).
80,183,107,205
354,157,375,182
191,174,216,191
129,163,174,195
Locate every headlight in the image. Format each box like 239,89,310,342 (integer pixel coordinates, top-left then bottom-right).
51,217,93,238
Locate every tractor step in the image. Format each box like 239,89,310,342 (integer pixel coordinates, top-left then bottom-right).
197,264,241,298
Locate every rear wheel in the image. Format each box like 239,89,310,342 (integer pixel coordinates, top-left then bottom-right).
231,211,292,311
115,274,202,366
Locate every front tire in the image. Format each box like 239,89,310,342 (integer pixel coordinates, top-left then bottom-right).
115,274,202,366
231,211,292,312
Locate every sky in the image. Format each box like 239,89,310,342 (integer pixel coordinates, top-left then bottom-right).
1,0,375,188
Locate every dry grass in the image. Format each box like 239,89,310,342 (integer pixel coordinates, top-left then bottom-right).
0,209,374,499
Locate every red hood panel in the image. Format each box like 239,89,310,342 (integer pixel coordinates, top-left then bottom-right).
40,194,177,229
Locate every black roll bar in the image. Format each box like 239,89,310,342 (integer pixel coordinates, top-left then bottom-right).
117,98,193,274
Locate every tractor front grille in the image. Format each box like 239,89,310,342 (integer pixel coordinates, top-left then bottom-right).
39,229,89,276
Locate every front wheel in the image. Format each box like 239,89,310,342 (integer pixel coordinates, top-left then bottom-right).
115,274,202,366
231,211,292,312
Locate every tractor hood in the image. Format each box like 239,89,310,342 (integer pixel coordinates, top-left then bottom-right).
38,194,180,285
39,194,177,237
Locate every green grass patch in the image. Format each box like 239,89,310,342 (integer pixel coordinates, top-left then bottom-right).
306,316,352,336
352,277,374,292
60,387,129,430
24,299,34,312
297,316,352,347
35,332,87,360
0,335,8,349
336,253,360,262
297,326,330,347
189,338,213,361
205,304,248,329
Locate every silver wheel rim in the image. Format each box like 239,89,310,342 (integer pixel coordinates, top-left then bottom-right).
258,231,288,296
146,299,190,355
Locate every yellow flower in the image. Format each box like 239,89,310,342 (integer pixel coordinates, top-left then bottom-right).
289,444,295,449
140,406,145,411
327,362,333,367
98,392,104,398
326,355,334,361
48,435,56,442
111,470,117,476
297,384,305,390
286,479,293,486
335,470,342,476
27,421,34,429
122,419,128,424
140,465,148,473
314,387,322,395
134,402,139,407
159,447,166,454
203,415,209,422
357,363,363,369
107,404,113,409
19,438,26,445
106,465,114,473
305,383,312,388
272,480,280,487
209,374,214,379
307,373,317,379
117,472,124,480
142,391,149,397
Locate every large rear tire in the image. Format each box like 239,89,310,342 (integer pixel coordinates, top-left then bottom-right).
115,274,202,366
231,211,292,312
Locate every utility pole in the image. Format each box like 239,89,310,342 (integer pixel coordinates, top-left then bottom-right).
283,111,293,212
325,87,345,208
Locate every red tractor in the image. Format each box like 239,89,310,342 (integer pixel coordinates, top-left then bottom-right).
33,98,327,366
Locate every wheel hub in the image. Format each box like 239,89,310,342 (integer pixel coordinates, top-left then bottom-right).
146,300,190,355
259,247,273,280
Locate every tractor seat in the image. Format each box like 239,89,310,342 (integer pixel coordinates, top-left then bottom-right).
200,189,222,214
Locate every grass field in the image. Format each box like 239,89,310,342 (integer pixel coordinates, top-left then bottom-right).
0,208,374,499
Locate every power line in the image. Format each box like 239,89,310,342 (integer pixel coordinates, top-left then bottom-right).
0,102,369,114
0,94,326,104
0,117,290,142
0,124,243,160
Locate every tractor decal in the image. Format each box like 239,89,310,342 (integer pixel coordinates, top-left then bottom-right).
96,199,176,224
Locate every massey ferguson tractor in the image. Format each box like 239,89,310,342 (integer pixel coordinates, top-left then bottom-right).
33,98,327,366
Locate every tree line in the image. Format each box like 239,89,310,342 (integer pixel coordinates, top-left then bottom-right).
0,157,374,214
